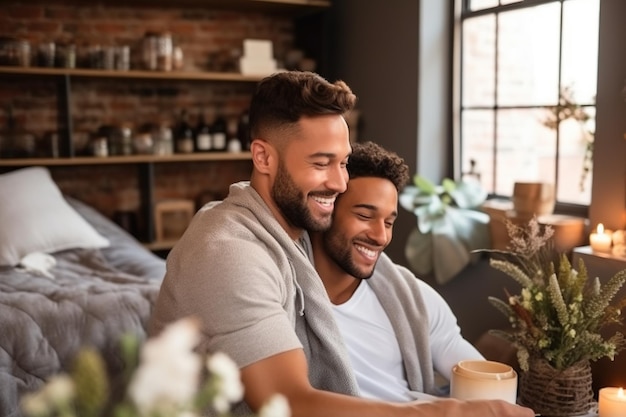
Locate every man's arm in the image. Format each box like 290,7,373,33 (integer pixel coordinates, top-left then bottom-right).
240,348,535,417
417,279,486,380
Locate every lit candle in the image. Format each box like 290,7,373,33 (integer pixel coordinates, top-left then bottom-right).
590,223,612,253
599,387,626,417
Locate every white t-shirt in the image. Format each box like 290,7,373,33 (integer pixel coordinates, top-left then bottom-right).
332,279,482,401
333,280,413,401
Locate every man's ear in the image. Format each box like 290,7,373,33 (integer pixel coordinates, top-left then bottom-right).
250,139,276,175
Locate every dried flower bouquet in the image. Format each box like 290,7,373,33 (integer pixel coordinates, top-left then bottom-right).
486,217,626,372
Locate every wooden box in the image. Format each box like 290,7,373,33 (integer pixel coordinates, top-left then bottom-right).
154,199,195,243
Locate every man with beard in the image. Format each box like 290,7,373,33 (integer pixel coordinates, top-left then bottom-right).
149,72,534,417
308,141,487,401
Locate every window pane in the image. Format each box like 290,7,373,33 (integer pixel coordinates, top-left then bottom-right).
461,109,495,193
462,14,496,107
497,4,561,106
470,0,498,12
459,0,598,208
557,107,594,204
561,0,599,103
495,109,556,196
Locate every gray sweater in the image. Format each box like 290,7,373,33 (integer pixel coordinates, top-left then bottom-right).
149,181,436,415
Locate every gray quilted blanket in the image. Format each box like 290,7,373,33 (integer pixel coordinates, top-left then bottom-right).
0,199,165,417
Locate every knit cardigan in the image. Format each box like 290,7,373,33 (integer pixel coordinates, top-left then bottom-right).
150,181,435,416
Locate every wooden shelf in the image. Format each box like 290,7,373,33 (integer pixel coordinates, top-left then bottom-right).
78,0,331,15
12,0,332,15
0,152,252,167
201,0,331,13
0,66,267,82
573,245,626,262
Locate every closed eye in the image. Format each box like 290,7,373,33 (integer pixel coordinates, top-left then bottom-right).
356,213,372,220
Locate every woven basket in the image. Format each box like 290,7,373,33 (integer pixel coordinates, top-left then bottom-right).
519,358,596,417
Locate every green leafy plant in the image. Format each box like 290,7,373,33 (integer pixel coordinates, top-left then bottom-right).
399,175,491,284
486,217,626,371
399,175,488,234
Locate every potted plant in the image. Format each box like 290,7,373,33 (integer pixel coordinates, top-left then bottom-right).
485,217,626,417
399,175,491,284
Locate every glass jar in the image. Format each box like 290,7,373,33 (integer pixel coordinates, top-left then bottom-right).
109,125,133,155
56,43,76,68
156,32,173,71
114,45,130,71
153,123,174,155
133,132,154,155
172,45,184,70
91,137,109,157
0,37,30,67
37,41,55,67
142,32,158,70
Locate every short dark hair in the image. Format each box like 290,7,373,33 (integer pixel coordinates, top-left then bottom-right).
248,71,357,139
347,141,410,191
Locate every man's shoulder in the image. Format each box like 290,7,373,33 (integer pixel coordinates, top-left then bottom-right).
373,252,436,293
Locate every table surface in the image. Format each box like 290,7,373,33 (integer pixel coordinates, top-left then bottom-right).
418,389,600,416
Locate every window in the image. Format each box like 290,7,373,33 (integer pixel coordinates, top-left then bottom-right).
455,0,599,208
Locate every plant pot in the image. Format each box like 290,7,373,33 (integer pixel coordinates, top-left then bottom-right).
512,182,555,217
518,358,596,417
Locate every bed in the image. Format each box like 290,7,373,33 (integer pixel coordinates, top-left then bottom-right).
0,167,166,417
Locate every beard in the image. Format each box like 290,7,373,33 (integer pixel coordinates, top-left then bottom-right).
322,228,376,280
271,161,332,232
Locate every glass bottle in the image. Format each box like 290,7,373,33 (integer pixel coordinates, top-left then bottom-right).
237,110,250,151
174,109,194,154
211,113,227,152
195,110,212,152
226,117,242,153
0,104,35,158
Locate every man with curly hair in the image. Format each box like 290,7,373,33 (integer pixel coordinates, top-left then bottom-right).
308,141,533,413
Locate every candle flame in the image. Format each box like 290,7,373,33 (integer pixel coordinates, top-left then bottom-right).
597,223,605,234
619,387,624,398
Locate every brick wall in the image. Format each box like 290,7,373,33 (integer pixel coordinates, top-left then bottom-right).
1,0,294,137
41,160,253,239
0,0,296,234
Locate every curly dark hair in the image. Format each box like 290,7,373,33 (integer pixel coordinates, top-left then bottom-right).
248,71,357,139
347,141,410,191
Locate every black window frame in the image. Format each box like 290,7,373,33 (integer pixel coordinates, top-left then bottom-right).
454,0,596,217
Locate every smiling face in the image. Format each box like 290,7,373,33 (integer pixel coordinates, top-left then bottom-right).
270,115,351,233
321,176,398,279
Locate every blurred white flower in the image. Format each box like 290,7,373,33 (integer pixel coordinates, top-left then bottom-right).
20,394,48,417
207,351,244,412
21,375,75,417
44,375,75,404
128,317,203,415
21,317,290,417
258,394,291,417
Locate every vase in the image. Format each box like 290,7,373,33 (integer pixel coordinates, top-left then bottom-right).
518,358,596,417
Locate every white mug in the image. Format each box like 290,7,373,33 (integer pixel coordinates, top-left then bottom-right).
450,360,518,404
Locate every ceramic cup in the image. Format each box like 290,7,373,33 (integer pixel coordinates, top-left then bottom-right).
450,360,518,404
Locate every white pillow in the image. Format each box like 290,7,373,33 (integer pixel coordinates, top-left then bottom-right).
0,166,110,266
